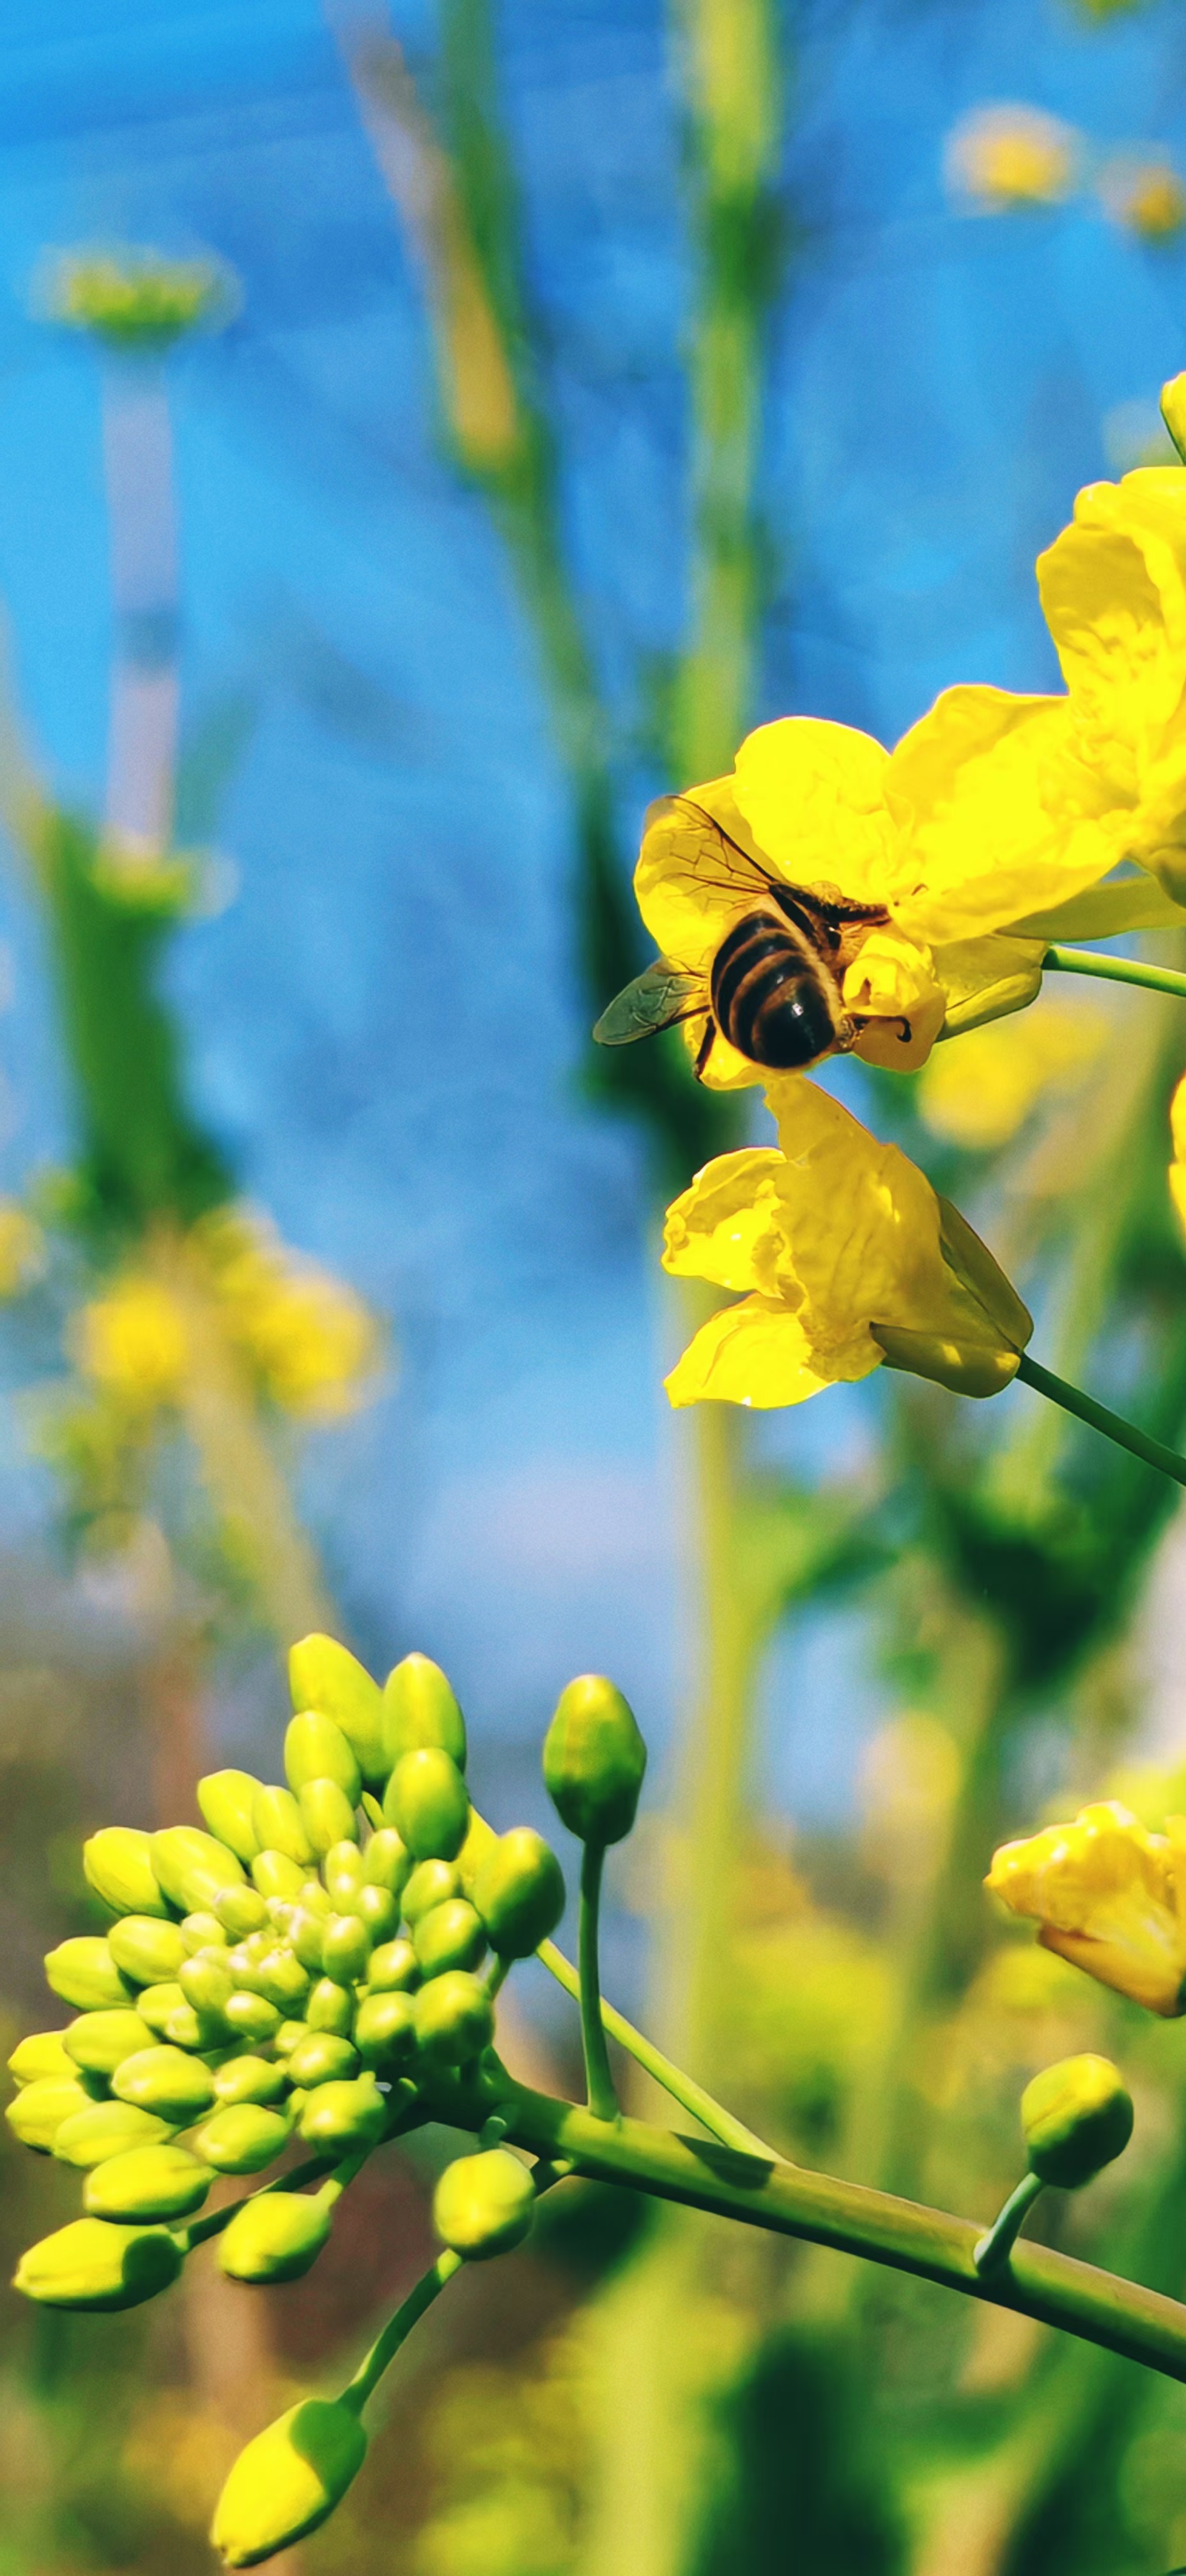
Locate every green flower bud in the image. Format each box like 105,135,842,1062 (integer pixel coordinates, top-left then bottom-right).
474,1829,566,1959
323,1841,366,1906
53,2100,174,2166
307,1979,355,2037
288,1635,387,1789
367,1936,419,1993
1021,2054,1134,2189
63,2009,155,2078
84,2142,213,2221
354,1989,417,2071
225,1936,269,1991
152,1828,247,1915
273,2020,310,2057
15,2217,182,2312
254,1949,311,2014
195,2104,291,2174
285,1710,362,1805
456,1809,498,1898
197,1773,263,1866
8,2030,77,2087
219,2191,333,2283
289,1908,326,1974
108,1917,188,1986
136,1981,186,2036
112,2045,217,2124
298,1779,358,1858
179,1952,235,2019
355,1883,399,1942
252,1786,314,1869
6,2076,95,2151
224,1993,282,2045
84,1827,171,1919
213,2055,289,2108
543,1676,647,1846
386,1750,469,1864
44,1938,134,2012
413,1899,486,1979
250,1849,306,1904
211,2398,367,2565
382,1653,467,1773
433,2148,535,2260
298,2073,386,2150
213,1885,269,1940
415,1970,493,2068
403,1859,460,1924
362,1827,410,1895
288,2032,358,2090
321,1914,371,1986
165,2000,223,2051
298,1877,333,1919
181,1912,229,1953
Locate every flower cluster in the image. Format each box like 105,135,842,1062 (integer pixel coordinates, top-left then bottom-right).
50,250,232,350
987,1802,1186,2017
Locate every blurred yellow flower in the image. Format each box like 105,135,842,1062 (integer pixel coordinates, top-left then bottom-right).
944,105,1079,213
661,1075,1032,1406
918,997,1107,1149
1099,160,1186,243
199,1209,381,1422
72,1277,188,1408
987,1801,1186,2014
0,1200,45,1298
51,250,230,349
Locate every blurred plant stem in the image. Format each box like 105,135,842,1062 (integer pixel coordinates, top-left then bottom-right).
102,358,179,862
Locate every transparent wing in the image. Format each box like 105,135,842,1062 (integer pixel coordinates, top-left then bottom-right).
642,795,778,907
593,958,709,1046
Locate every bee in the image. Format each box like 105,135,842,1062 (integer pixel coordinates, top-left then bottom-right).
593,796,901,1080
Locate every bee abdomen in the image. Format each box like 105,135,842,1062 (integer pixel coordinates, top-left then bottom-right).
711,913,842,1071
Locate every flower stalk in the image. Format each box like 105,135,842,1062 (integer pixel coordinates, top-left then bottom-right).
1016,1351,1186,1491
578,1842,619,2125
1044,944,1186,1004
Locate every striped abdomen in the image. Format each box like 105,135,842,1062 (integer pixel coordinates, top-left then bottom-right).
710,908,845,1070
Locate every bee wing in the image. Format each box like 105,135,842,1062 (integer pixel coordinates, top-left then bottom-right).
593,960,708,1046
642,794,780,904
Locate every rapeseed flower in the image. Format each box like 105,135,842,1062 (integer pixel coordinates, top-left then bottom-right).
73,1277,189,1409
1098,159,1186,243
918,996,1107,1149
52,250,229,350
661,1077,1032,1407
944,105,1079,214
197,1209,380,1422
987,1802,1186,2016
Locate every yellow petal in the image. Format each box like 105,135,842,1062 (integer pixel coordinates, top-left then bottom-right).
886,687,1118,942
634,781,767,972
1038,470,1186,772
986,1800,1185,2011
664,1295,845,1408
731,716,896,901
1010,874,1186,939
1037,1922,1186,2016
662,1149,792,1294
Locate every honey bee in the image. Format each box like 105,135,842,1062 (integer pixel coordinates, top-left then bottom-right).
593,796,902,1080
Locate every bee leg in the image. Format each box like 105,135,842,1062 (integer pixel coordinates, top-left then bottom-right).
896,1017,913,1045
832,1016,859,1055
694,1019,716,1080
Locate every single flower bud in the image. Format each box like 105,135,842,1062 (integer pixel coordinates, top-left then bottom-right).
362,1827,410,1897
6,2076,95,2152
543,1676,647,1846
197,1773,263,1866
285,1710,362,1805
385,1749,470,1863
433,2148,535,2259
211,2398,367,2565
43,1938,134,2012
84,2141,213,2221
321,1914,371,1986
224,1992,282,2046
323,1841,366,1905
219,2189,334,2283
298,1779,358,1858
8,2031,77,2087
212,1885,269,1939
382,1653,467,1772
288,1635,387,1790
1021,2053,1134,2189
15,2217,182,2312
179,1951,235,2020
252,1786,314,1869
353,1988,417,2071
307,1977,355,2037
165,1999,223,2051
112,2045,217,2125
180,1912,227,1954
474,1829,566,1958
288,2031,359,2090
298,2073,387,2151
254,1949,311,2014
456,1809,498,1898
250,1849,306,1904
52,2099,174,2168
213,2054,289,2108
354,1883,399,1942
366,1936,419,1993
289,1905,327,1973
109,1917,188,1986
413,1899,486,1980
136,1981,186,2036
151,1828,247,1915
84,1827,171,1919
402,1860,459,1924
274,2020,310,2057
195,2103,292,2174
63,2009,155,2078
414,1969,493,2069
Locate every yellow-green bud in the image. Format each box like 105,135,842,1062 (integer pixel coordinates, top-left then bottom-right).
197,1773,263,1865
275,2019,309,2056
289,1906,326,1973
219,2190,333,2283
254,1949,311,2014
112,2044,217,2124
354,1988,416,2070
474,1828,566,1958
165,2000,222,2051
285,1710,362,1805
252,1786,313,1868
195,2104,291,2174
413,1899,486,1979
8,2030,77,2087
544,1675,647,1846
43,1938,134,2012
211,2398,367,2565
213,2054,289,2108
321,1914,371,1985
323,1840,365,1905
307,1978,355,2036
84,2142,212,2221
179,1951,235,2018
355,1883,399,1942
151,1828,247,1915
385,1749,469,1862
298,2072,387,2150
224,1992,282,2045
363,1827,410,1896
250,1848,305,1904
63,2009,155,2077
136,1981,186,2035
1021,2054,1134,2189
382,1653,467,1772
84,1827,171,1919
403,1859,459,1924
415,1969,493,2068
52,2099,174,2167
456,1809,498,1898
288,2031,358,2089
6,2076,95,2150
109,1917,188,1986
288,1634,387,1789
180,1911,227,1953
298,1876,332,1919
433,2148,535,2259
367,1936,419,1993
15,2217,182,2312
298,1779,358,1857
213,1885,269,1939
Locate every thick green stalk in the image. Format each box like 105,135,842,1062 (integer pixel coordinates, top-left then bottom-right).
1016,1349,1186,1489
579,1842,620,2123
1044,942,1186,1002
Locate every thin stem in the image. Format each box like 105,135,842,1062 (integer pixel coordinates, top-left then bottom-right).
1017,1351,1186,1491
535,1934,776,2160
974,2168,1045,2275
339,2250,463,2416
1044,944,1186,1004
579,1842,619,2124
485,1954,509,2000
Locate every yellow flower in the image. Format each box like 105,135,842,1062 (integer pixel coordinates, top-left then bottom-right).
944,105,1079,213
987,1802,1186,2016
1168,1071,1186,1238
918,995,1107,1149
661,1076,1032,1407
1099,159,1186,243
72,1278,188,1409
0,1201,45,1298
51,250,230,350
197,1209,380,1422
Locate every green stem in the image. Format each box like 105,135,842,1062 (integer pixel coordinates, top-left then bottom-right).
1017,1351,1186,1491
579,1842,619,2124
535,1933,774,2160
1044,944,1186,1004
974,2167,1045,2274
339,2250,463,2416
